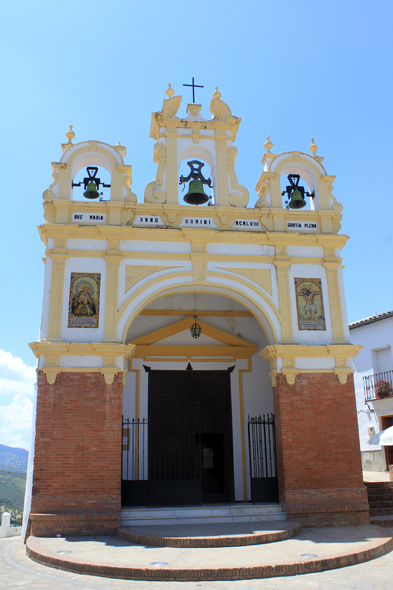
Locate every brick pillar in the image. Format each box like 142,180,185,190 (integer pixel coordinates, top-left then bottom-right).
30,371,123,537
273,372,369,526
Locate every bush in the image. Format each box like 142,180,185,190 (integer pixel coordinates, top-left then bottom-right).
375,380,393,398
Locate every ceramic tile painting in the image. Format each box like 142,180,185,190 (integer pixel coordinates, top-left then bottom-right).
294,277,326,331
68,272,100,328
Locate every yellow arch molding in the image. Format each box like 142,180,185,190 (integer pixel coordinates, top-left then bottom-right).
119,280,280,345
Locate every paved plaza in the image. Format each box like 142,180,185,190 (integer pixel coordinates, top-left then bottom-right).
2,527,393,590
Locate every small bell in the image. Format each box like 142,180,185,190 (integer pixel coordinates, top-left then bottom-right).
184,179,209,205
83,181,100,200
288,188,306,209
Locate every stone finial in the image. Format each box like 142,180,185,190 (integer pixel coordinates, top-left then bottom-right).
309,138,318,156
212,86,221,99
264,136,273,153
166,83,175,98
65,125,75,144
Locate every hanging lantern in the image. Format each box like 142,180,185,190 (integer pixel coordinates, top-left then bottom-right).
190,316,201,339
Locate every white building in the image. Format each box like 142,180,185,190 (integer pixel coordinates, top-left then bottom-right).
350,311,393,471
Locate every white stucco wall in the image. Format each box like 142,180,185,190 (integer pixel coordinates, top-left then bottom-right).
350,316,393,467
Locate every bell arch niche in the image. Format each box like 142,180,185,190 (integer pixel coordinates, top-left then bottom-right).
272,153,338,212
42,139,136,203
255,150,343,220
144,86,249,208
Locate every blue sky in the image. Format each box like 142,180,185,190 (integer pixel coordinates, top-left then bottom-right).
0,1,392,447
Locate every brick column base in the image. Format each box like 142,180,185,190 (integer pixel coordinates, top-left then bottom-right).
273,372,369,527
29,512,120,537
30,371,124,537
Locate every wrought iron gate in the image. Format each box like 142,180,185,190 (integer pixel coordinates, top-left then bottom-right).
247,414,279,503
121,367,234,507
121,417,149,506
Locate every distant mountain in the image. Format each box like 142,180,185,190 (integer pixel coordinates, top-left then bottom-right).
0,444,28,473
0,469,26,512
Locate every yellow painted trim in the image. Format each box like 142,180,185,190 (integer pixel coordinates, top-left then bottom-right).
206,271,280,327
51,248,326,267
39,221,349,249
129,317,256,347
216,267,272,295
274,257,295,343
140,356,238,362
118,271,194,320
268,367,354,386
128,367,141,479
238,356,252,501
29,341,135,358
139,310,253,317
323,251,346,344
104,248,121,341
134,345,257,359
125,265,179,292
40,366,127,385
47,250,67,340
260,344,362,386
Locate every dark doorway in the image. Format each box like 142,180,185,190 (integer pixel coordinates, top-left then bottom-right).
148,368,234,505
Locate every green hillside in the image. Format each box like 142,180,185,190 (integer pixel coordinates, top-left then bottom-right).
0,444,28,473
0,469,26,513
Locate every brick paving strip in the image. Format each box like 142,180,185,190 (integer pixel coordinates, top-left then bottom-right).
117,521,301,547
26,525,393,582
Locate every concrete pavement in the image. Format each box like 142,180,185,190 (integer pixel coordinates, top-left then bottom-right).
2,527,393,590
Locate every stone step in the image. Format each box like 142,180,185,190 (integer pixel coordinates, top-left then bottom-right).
370,515,393,527
117,520,300,548
368,500,393,509
366,482,393,489
121,503,286,527
367,492,393,501
370,507,393,516
26,526,393,582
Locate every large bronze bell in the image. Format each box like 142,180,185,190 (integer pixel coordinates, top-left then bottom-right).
183,179,209,205
288,188,306,209
83,181,100,200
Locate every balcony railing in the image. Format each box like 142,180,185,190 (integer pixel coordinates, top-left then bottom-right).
363,370,393,402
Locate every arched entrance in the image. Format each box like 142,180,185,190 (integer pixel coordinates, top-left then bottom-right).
121,291,277,506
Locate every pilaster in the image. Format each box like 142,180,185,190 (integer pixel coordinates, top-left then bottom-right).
47,240,67,341
274,246,295,344
165,134,179,204
103,239,121,342
323,247,346,343
215,132,230,206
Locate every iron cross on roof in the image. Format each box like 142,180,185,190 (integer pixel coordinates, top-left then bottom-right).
183,77,204,103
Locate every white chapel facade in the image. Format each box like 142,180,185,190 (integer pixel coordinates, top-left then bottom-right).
27,86,368,536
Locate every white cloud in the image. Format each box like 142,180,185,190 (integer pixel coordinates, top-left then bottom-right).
0,350,36,383
0,350,36,450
